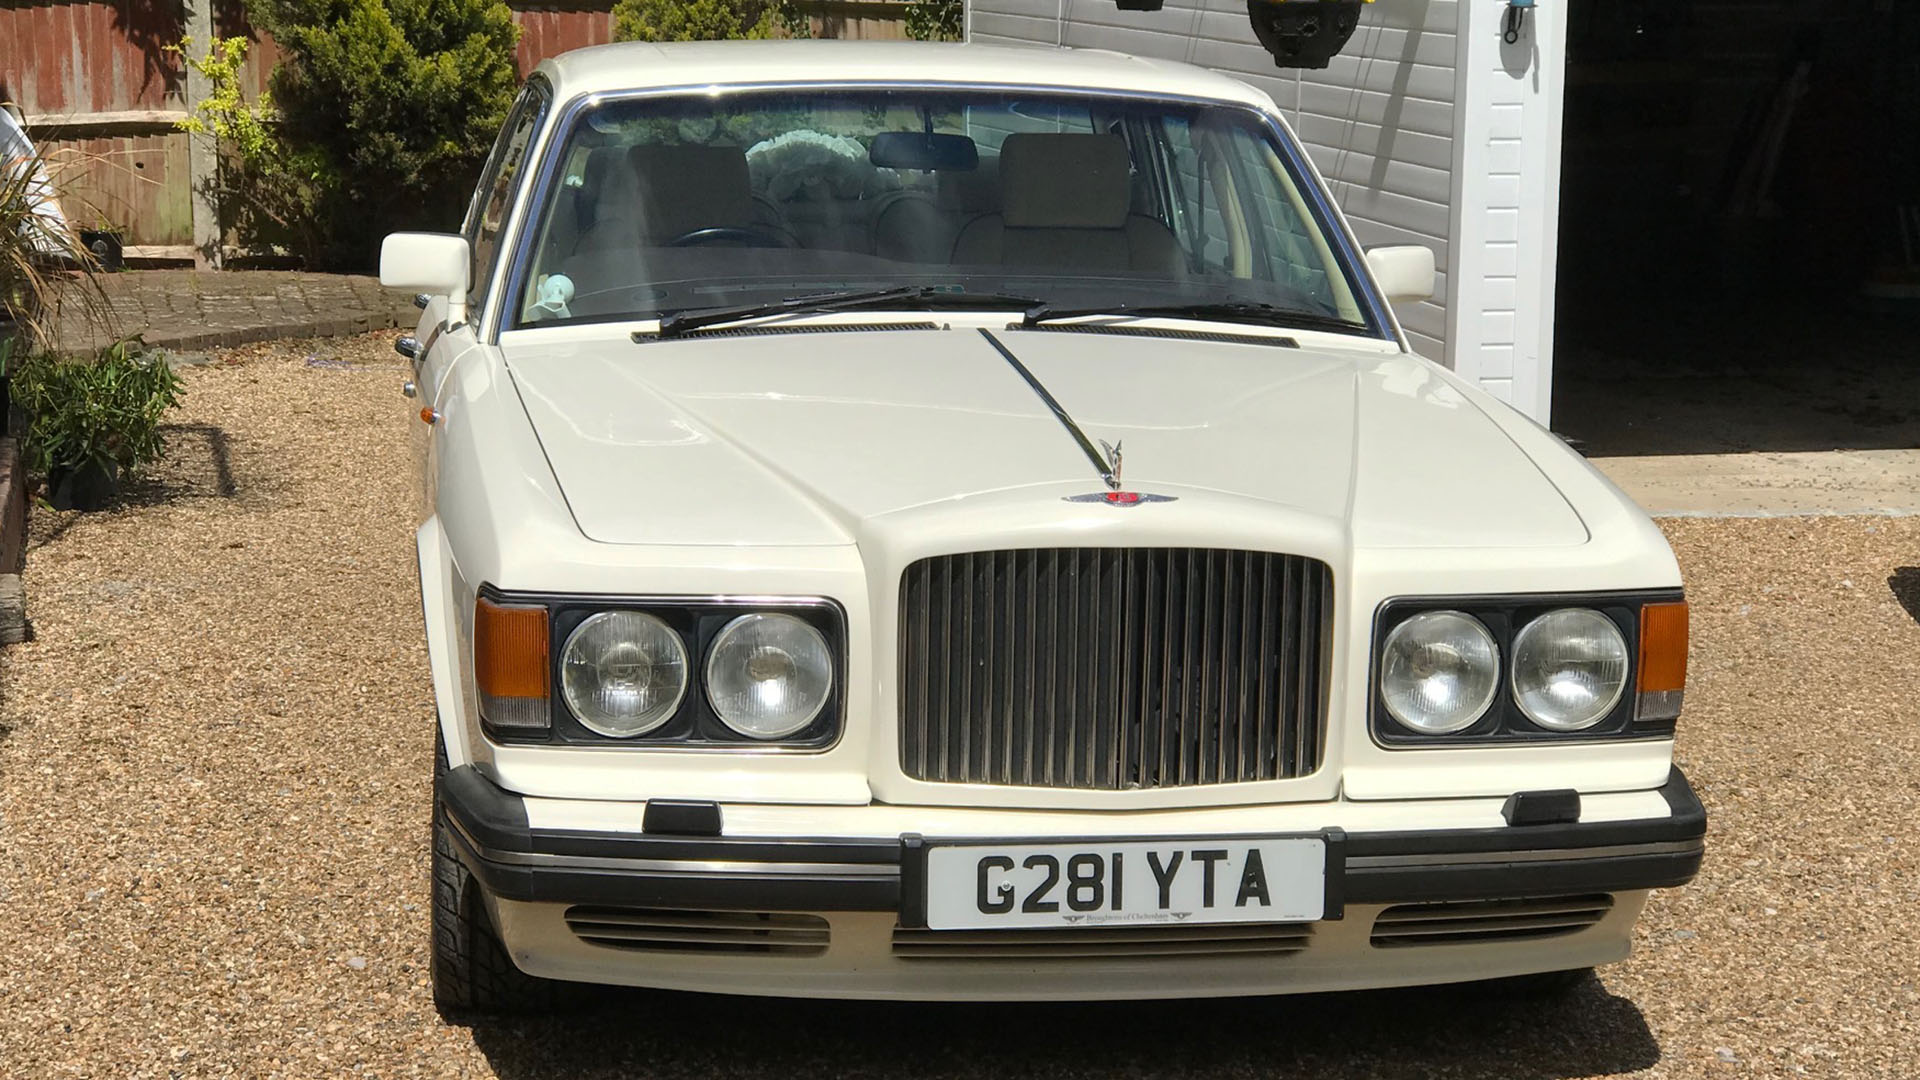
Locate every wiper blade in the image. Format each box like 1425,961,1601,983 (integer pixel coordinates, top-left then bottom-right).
1020,300,1366,336
650,287,1042,339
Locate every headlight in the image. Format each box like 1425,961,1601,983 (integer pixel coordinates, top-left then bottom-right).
1380,610,1500,734
705,613,833,740
559,611,689,737
1510,608,1629,731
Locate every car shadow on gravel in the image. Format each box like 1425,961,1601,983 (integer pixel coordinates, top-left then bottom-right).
462,975,1660,1079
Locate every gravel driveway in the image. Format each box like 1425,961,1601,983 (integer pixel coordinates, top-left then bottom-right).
1,335,1915,1078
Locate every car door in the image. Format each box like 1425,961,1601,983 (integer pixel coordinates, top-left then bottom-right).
404,81,549,518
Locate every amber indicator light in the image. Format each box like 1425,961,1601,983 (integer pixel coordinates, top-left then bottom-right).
1637,601,1689,693
475,597,549,699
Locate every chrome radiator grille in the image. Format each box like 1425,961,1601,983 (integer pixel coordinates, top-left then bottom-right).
898,548,1332,789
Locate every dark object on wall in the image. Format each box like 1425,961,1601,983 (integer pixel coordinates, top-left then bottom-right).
1247,0,1367,69
1114,0,1165,9
78,230,124,272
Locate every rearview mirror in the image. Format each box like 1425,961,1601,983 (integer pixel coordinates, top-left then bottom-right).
869,131,980,172
381,232,470,323
1366,245,1437,305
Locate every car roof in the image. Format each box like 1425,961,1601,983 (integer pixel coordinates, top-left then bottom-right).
532,40,1275,111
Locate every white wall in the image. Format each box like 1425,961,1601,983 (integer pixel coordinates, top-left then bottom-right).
1447,0,1564,419
968,0,1461,363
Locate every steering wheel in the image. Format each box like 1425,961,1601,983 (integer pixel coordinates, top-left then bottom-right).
666,226,791,249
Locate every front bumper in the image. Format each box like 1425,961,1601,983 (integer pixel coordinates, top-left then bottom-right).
439,766,1704,999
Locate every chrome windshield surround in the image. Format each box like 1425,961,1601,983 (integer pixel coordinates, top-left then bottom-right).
489,79,1400,347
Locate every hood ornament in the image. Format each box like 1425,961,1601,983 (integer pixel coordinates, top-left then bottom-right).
1066,438,1176,506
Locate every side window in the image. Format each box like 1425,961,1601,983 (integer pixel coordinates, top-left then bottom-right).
1225,127,1334,306
1158,117,1234,274
466,84,548,313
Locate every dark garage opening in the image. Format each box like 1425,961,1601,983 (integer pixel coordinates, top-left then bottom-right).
1551,0,1919,456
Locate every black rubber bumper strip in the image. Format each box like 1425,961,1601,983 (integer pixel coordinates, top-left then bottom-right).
439,765,1705,912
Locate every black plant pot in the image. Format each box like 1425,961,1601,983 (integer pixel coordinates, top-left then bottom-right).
1247,0,1367,69
48,460,119,512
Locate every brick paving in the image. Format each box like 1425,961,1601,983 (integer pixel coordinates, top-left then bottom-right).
55,270,418,355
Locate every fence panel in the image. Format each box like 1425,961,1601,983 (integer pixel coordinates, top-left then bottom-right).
4,0,916,258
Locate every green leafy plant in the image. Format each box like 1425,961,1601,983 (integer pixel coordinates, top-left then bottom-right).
903,0,962,41
173,37,324,264
9,338,186,484
195,0,521,270
1,142,102,350
613,0,810,42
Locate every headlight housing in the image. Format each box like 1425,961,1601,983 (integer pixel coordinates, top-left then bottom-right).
1379,611,1501,734
1371,592,1684,746
1510,608,1629,731
705,613,834,740
474,590,844,748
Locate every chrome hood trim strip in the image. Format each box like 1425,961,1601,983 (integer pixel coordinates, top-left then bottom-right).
978,328,1120,490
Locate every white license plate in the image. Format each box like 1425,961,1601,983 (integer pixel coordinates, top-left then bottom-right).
922,837,1327,930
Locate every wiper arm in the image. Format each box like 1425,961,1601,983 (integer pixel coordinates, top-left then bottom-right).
1020,300,1366,336
650,287,1042,339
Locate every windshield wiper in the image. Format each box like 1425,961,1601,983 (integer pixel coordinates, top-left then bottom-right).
1020,300,1367,336
650,286,1042,339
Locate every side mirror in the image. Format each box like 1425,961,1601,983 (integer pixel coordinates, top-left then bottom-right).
1366,245,1437,305
381,232,470,324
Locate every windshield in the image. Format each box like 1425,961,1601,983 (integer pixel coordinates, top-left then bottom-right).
510,88,1376,334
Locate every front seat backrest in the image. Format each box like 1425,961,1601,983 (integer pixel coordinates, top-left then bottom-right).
627,144,755,244
951,133,1180,274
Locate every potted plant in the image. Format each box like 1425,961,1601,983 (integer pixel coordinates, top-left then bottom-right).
4,115,106,434
8,338,185,511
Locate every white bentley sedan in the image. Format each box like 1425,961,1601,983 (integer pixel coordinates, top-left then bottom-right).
383,40,1702,1011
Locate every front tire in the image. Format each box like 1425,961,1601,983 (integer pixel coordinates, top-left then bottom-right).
431,733,565,1015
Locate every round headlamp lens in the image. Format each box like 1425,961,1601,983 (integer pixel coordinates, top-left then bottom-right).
559,611,688,737
705,613,833,740
1511,608,1629,731
1380,611,1500,735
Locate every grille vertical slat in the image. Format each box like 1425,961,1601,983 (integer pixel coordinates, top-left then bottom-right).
901,548,1332,790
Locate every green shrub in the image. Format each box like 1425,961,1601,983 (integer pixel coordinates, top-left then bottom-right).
218,0,522,270
9,338,186,482
904,0,962,41
175,37,322,264
613,0,810,42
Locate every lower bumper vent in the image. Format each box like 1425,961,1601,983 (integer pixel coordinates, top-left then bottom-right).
893,922,1312,960
1369,895,1614,948
565,907,829,956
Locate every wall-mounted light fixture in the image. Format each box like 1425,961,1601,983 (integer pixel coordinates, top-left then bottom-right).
1504,0,1536,43
1246,0,1372,68
1105,0,1373,69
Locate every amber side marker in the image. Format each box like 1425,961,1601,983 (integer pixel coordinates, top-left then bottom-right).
475,598,550,729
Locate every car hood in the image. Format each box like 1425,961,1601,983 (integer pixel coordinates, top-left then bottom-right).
502,327,1586,549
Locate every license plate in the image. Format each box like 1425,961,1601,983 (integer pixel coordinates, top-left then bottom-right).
922,837,1327,930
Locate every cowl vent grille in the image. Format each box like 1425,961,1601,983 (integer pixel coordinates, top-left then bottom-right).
1370,895,1614,948
565,907,829,955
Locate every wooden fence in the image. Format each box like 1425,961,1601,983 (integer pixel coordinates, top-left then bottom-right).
1,0,915,263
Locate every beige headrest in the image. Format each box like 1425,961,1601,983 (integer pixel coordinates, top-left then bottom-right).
627,144,754,240
999,133,1131,230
